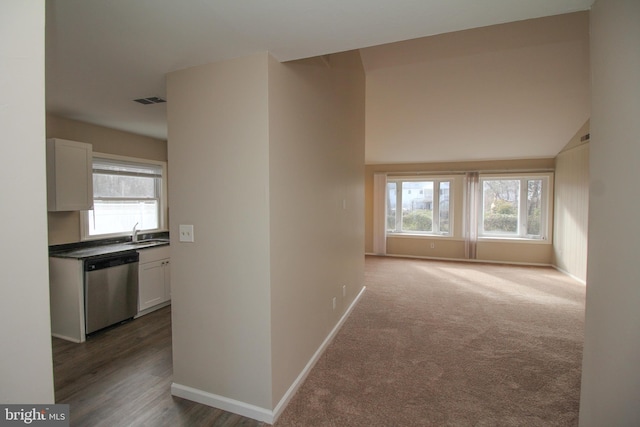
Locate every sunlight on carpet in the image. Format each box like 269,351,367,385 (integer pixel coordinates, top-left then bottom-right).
275,257,585,427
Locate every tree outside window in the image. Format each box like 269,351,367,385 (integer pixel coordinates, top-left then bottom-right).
480,176,546,239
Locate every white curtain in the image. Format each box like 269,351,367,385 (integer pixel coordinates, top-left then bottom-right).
373,173,387,255
464,172,479,259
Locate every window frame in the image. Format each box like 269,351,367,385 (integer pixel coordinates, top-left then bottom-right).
386,176,454,237
478,173,552,241
80,153,168,241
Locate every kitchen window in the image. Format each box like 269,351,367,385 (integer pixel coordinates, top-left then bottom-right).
386,178,452,236
81,154,167,240
479,174,551,240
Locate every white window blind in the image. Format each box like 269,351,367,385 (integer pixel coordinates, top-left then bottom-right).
84,156,165,239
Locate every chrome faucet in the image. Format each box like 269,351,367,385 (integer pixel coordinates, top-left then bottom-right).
132,222,139,242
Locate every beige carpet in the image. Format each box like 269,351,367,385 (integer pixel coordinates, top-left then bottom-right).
275,256,585,426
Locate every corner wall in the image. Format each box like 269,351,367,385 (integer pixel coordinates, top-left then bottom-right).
268,51,365,407
553,121,590,282
0,0,55,403
167,53,273,413
167,51,365,422
580,0,640,425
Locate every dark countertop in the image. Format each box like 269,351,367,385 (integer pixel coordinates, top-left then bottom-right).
49,232,170,260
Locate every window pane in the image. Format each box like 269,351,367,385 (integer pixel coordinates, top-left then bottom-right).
482,180,519,234
93,174,156,198
527,179,542,236
401,181,433,232
386,182,397,232
89,200,159,235
439,181,450,233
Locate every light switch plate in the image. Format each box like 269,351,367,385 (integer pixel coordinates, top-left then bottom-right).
179,224,194,242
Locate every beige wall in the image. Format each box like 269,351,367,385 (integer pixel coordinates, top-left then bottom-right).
580,0,640,425
553,121,589,282
365,158,555,264
0,0,55,403
167,53,273,410
46,114,167,244
268,52,365,405
167,50,365,420
361,12,590,165
360,12,591,267
46,114,167,161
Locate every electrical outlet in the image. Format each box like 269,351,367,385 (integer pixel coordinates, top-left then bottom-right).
430,242,435,249
179,224,194,242
332,297,337,311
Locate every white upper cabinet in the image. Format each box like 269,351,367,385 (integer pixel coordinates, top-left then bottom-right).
46,138,93,211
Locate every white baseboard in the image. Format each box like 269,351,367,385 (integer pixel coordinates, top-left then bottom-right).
367,253,587,286
51,332,83,343
553,265,587,285
171,285,367,425
369,252,552,268
134,300,171,318
271,285,367,423
171,383,274,423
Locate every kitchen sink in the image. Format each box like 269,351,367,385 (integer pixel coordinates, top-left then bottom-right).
126,239,169,247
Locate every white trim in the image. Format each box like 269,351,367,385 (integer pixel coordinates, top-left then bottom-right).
171,383,274,423
387,233,458,240
134,301,171,319
51,333,83,344
553,265,587,285
366,253,553,268
383,234,550,244
478,236,552,245
171,286,367,424
81,152,169,241
386,176,455,238
271,285,367,423
478,173,553,241
369,252,585,285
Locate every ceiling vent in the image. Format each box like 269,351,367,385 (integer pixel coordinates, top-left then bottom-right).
133,97,166,105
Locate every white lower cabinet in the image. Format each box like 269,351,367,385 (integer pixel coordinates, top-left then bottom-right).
138,246,171,314
49,257,86,343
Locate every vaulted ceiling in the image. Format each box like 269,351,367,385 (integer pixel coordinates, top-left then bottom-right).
46,0,592,162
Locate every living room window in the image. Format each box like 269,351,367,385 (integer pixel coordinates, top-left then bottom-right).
479,174,550,240
386,178,452,236
81,154,167,239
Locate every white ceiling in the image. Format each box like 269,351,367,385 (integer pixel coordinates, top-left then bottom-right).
46,0,592,153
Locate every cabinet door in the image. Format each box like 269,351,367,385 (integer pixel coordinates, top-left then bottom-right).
46,138,93,211
139,260,166,311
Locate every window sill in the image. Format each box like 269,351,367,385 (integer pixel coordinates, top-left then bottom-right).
387,233,455,240
478,236,551,244
81,228,168,242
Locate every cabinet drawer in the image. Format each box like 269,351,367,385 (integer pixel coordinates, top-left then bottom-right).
138,245,170,263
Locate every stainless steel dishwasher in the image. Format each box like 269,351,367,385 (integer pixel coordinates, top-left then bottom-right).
84,251,139,335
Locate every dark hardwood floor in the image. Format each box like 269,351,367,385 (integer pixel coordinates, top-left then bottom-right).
52,306,265,427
